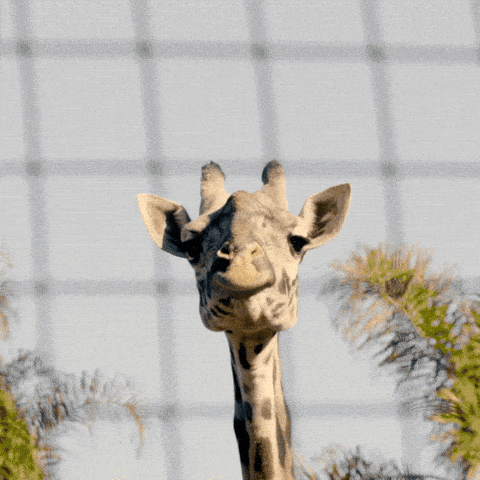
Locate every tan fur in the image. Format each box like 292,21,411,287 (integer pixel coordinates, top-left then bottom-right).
138,161,351,479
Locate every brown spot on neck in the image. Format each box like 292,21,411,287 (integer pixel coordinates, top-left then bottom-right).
261,399,272,419
254,438,274,478
227,332,294,479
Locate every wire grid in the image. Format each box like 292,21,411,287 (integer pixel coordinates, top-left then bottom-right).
1,0,480,478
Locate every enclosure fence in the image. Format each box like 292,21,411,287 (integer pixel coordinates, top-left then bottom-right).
1,0,480,477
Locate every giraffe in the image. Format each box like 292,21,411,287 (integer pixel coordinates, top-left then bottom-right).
137,161,351,480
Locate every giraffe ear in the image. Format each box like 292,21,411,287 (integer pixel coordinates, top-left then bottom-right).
296,183,352,250
137,194,191,258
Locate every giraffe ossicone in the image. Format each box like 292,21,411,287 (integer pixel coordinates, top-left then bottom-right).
138,161,351,480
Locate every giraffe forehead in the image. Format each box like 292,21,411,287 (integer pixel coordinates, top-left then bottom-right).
233,190,292,219
214,191,297,232
185,190,297,243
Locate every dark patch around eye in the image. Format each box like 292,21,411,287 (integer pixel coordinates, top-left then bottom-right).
289,235,309,253
183,238,202,263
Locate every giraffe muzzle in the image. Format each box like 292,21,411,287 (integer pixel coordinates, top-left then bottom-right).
212,244,275,294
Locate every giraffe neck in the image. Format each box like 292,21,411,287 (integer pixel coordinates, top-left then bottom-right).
227,331,294,480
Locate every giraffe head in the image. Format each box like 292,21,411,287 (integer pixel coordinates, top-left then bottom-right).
138,161,351,336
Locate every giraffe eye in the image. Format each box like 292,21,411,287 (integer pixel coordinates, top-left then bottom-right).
183,239,202,263
289,235,309,253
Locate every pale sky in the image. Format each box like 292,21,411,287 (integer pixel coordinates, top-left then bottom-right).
0,1,479,478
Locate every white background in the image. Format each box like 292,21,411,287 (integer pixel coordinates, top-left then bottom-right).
1,1,480,478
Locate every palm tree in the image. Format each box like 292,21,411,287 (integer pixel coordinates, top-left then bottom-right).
313,241,480,480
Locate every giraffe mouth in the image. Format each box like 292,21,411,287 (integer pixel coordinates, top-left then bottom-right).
212,269,275,295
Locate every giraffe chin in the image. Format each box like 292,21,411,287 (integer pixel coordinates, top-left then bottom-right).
200,287,298,334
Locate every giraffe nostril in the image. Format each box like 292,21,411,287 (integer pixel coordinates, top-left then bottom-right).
218,243,231,259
